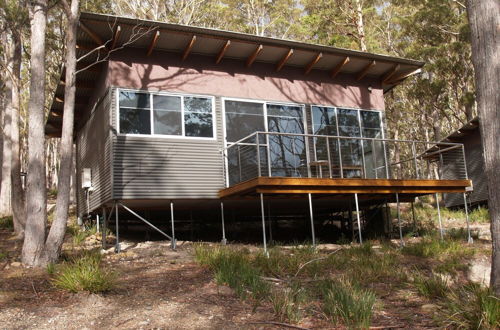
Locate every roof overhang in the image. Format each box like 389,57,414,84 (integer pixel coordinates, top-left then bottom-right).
46,12,425,137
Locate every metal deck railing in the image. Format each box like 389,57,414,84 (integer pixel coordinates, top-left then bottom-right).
224,132,468,187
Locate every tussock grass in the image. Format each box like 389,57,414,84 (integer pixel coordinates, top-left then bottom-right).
0,250,8,261
270,283,306,323
254,244,319,278
67,225,97,245
194,244,270,301
413,272,450,299
319,278,376,329
0,216,13,230
52,250,117,293
443,283,500,329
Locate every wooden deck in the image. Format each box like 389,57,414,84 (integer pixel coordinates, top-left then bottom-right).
219,177,472,199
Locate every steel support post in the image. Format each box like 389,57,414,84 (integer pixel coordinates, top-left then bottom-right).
170,201,177,249
354,193,363,244
260,193,268,256
267,202,273,244
115,202,120,253
308,193,316,247
396,193,404,247
220,201,227,245
96,214,100,233
102,207,107,250
411,202,417,235
435,193,444,240
463,193,473,243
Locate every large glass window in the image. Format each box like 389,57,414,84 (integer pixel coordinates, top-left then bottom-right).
224,100,265,142
118,90,214,138
119,91,151,134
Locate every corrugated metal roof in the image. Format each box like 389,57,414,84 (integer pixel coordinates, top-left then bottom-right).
46,11,425,137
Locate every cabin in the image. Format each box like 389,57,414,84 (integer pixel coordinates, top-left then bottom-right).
46,12,472,250
437,117,487,208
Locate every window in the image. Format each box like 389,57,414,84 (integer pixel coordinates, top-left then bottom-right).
118,90,214,138
224,100,265,143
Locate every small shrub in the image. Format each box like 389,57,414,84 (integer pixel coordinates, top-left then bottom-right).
0,216,13,230
319,278,376,329
52,250,117,293
469,207,489,223
443,283,500,329
413,272,450,299
71,226,97,245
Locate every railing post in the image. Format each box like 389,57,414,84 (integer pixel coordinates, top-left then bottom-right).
266,133,272,177
237,145,242,183
461,144,469,180
305,134,312,178
372,139,377,179
360,137,367,178
412,142,419,179
326,137,332,178
383,140,389,179
338,138,344,178
256,133,261,177
439,152,444,180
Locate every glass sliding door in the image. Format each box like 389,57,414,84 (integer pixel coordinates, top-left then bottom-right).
360,110,386,178
311,106,341,177
225,100,267,185
267,104,307,177
337,108,363,178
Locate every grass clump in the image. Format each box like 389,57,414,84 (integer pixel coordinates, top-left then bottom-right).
270,284,306,324
413,272,450,299
0,216,13,230
194,244,270,301
68,225,97,245
443,283,500,329
319,278,376,329
469,207,489,223
0,250,8,261
52,250,117,293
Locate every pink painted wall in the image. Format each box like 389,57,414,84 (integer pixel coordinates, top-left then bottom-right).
107,48,385,110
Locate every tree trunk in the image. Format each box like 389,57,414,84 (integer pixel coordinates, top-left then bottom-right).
466,0,500,296
354,0,367,52
10,31,26,237
0,32,13,217
40,0,79,265
21,0,48,266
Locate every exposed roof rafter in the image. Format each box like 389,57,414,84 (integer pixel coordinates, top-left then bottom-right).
246,44,263,67
386,68,422,85
79,22,104,46
331,57,350,78
356,60,376,81
182,35,197,61
276,48,293,72
216,40,231,64
382,64,400,84
110,25,121,50
304,52,322,75
147,30,160,56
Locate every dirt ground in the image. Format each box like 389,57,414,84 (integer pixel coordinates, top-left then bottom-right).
0,226,492,330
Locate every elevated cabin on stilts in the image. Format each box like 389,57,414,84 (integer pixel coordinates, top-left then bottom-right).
46,12,472,252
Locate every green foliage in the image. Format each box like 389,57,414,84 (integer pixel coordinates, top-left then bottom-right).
253,244,319,278
402,237,474,259
413,272,450,299
0,216,14,230
319,278,376,329
194,244,270,301
68,225,97,245
52,250,117,293
443,283,500,329
0,250,8,261
469,207,490,223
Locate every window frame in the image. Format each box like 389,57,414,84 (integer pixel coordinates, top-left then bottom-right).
116,88,216,140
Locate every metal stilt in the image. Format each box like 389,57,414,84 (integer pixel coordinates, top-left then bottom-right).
96,214,100,233
260,193,268,256
411,202,417,235
396,193,404,247
308,193,316,247
354,193,363,244
220,201,227,245
435,193,444,240
115,202,120,253
102,207,107,250
170,201,177,249
267,202,273,244
463,193,473,243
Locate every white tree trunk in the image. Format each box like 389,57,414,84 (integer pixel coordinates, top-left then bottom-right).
22,0,49,266
354,0,367,52
10,31,26,237
0,32,13,217
40,0,79,265
466,0,500,296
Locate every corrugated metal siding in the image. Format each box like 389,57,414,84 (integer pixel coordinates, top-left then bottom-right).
111,88,225,199
76,90,113,215
444,130,488,207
